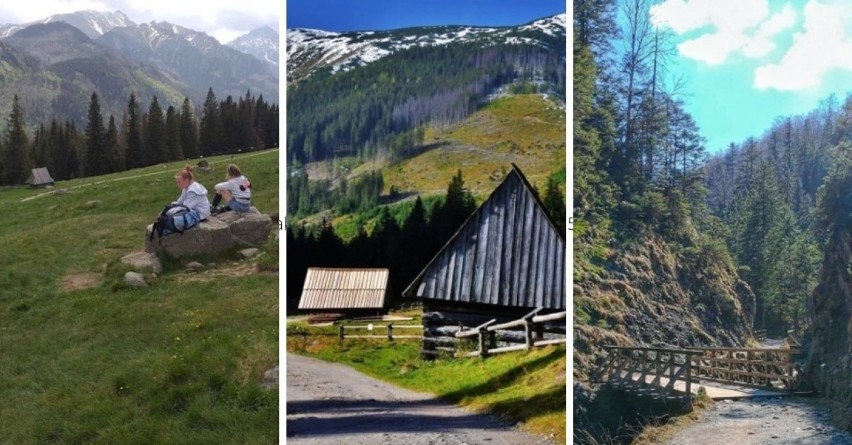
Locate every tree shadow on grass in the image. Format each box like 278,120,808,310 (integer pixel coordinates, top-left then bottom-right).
440,347,565,404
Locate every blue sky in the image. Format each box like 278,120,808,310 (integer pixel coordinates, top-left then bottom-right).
650,0,852,153
286,0,565,32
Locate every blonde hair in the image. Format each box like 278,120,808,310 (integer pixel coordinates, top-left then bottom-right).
227,164,242,178
175,165,194,182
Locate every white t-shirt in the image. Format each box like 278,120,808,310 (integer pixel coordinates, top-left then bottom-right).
175,181,211,220
215,175,251,201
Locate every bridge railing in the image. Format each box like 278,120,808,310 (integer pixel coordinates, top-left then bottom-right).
688,347,801,390
592,346,703,400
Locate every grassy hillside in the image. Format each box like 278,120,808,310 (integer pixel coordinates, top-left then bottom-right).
287,314,566,444
381,94,565,196
0,149,279,443
384,94,565,196
296,93,565,238
303,93,565,198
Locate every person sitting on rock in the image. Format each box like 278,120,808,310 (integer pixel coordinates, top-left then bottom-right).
149,166,211,239
211,163,251,215
172,165,211,222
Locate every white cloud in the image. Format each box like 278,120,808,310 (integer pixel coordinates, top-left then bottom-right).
742,4,796,58
651,0,796,65
754,1,852,91
0,0,110,22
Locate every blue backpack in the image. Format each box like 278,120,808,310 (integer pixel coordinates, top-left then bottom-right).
150,204,199,240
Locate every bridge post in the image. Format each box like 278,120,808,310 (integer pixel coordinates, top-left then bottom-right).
685,353,692,397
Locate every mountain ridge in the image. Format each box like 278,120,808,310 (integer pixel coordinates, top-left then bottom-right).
286,13,565,84
0,10,278,130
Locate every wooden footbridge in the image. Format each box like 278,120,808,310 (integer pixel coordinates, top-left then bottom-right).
592,345,803,403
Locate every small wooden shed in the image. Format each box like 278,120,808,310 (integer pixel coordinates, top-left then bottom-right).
26,167,55,188
298,268,392,316
403,165,566,355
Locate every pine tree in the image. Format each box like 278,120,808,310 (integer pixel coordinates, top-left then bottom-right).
430,169,476,246
125,92,144,169
105,115,123,172
179,97,199,158
2,95,32,185
543,176,567,238
85,92,107,176
32,124,51,172
199,88,223,156
165,105,183,161
146,96,167,164
54,120,80,180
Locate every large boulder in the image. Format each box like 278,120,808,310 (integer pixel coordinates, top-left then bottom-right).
121,251,162,274
144,207,273,260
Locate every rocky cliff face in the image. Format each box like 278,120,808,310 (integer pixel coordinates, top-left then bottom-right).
806,228,852,430
573,233,755,378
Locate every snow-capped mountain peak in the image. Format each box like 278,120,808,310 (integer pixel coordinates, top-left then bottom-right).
286,13,565,83
228,26,279,73
0,9,135,40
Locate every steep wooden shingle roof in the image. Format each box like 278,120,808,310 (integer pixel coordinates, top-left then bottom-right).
26,167,54,186
298,268,390,310
403,165,565,309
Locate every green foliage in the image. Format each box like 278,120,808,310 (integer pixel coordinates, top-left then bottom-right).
2,95,32,185
287,173,478,312
287,169,386,218
287,39,565,163
510,81,537,94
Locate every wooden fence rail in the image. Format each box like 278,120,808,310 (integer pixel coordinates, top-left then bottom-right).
688,347,801,390
338,323,423,341
593,346,702,400
594,345,802,399
454,310,567,358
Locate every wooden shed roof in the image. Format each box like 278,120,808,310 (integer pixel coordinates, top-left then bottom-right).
26,167,54,185
402,165,565,310
298,268,390,310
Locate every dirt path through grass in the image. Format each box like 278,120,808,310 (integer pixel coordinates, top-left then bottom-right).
286,353,554,445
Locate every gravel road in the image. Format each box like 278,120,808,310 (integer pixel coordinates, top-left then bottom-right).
286,353,555,445
664,397,852,445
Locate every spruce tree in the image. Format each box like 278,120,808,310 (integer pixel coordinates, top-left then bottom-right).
85,92,107,176
125,92,144,168
105,115,123,172
2,95,32,185
179,97,199,158
199,88,223,156
146,96,167,164
543,176,567,238
165,105,183,161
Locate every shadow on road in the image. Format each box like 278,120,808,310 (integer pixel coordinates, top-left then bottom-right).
287,398,513,437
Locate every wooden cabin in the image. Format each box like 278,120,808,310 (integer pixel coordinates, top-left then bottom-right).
402,165,566,356
298,268,392,318
26,167,55,188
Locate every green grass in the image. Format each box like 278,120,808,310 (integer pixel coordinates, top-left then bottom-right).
385,94,565,197
287,314,566,444
298,93,565,205
0,149,279,444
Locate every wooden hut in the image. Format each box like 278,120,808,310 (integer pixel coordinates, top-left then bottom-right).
402,165,566,356
298,268,392,318
26,167,54,188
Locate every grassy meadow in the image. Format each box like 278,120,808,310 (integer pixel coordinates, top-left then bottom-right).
383,94,566,196
287,313,566,444
0,149,279,444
